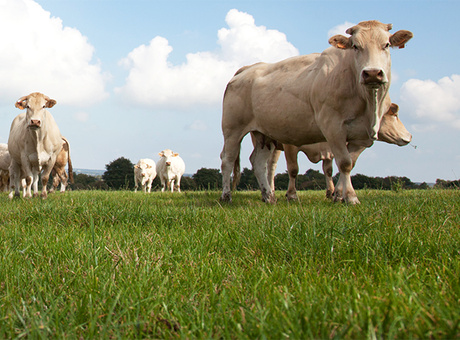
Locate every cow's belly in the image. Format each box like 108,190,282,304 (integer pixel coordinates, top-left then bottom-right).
253,109,325,146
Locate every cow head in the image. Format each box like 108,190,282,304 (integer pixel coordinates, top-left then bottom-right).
378,103,412,146
135,161,153,177
329,20,413,88
15,92,56,130
159,149,179,166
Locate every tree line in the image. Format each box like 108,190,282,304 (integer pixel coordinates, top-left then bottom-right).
70,157,458,191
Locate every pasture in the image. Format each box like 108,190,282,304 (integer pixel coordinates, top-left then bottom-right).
0,189,459,338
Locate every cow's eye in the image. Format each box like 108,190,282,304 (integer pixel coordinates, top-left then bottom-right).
352,44,359,51
384,43,390,49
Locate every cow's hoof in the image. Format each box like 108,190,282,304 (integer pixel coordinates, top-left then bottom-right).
262,192,277,204
285,193,298,201
220,192,232,203
343,196,360,205
326,190,333,199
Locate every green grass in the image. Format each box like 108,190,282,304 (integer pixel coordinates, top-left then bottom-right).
0,189,459,338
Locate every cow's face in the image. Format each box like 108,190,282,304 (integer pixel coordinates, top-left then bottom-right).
378,103,412,146
159,149,179,166
329,20,413,89
135,162,152,177
15,92,56,129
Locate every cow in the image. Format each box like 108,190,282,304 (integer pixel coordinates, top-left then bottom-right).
267,102,412,201
134,158,157,193
0,144,10,192
49,137,74,193
8,92,63,199
156,149,185,193
220,20,413,204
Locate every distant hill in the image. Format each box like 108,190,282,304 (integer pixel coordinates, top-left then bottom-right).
73,169,104,177
73,169,194,178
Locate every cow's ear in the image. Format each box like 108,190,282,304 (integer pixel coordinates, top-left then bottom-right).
329,35,351,49
389,103,399,115
46,99,57,108
158,152,164,157
15,97,28,110
173,153,179,157
390,30,413,49
134,165,139,169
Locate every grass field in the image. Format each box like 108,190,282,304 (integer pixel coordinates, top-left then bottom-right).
0,189,459,338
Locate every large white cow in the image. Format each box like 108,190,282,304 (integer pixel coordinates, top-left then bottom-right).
8,92,63,199
50,137,74,193
220,20,413,204
134,158,157,193
267,102,412,200
156,149,185,193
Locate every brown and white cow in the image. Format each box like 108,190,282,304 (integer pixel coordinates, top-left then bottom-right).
8,92,63,199
220,20,412,204
50,137,74,193
268,102,412,201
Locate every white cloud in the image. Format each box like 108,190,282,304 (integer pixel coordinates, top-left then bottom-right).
0,0,108,107
328,21,356,37
401,75,460,129
115,9,299,109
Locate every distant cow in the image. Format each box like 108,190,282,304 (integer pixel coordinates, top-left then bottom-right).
50,137,74,193
8,92,63,199
134,158,156,193
156,149,185,192
220,20,413,204
267,102,412,200
0,144,10,192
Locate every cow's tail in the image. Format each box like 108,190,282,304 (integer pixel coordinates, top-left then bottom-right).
63,137,74,184
231,151,241,191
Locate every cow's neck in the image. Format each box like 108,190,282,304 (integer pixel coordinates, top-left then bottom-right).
27,128,49,165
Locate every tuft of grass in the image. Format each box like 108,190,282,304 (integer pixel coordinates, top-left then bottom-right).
0,189,459,338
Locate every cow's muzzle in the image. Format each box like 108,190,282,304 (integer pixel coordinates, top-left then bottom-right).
28,119,41,129
361,68,387,87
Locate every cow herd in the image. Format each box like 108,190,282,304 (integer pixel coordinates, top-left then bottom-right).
2,20,414,204
1,92,186,198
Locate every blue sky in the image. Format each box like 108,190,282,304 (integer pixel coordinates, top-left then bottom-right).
0,0,459,183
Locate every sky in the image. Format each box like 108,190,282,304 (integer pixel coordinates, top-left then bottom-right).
0,0,459,184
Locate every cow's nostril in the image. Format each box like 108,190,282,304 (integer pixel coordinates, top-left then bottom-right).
362,69,385,84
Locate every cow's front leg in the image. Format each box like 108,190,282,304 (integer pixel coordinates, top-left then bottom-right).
329,142,359,205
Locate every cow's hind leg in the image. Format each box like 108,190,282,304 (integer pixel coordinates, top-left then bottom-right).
220,135,244,202
250,132,276,204
285,145,300,201
322,159,335,199
8,161,21,199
